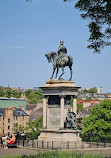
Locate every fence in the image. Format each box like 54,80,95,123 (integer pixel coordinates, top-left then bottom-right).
1,138,111,149
16,139,111,150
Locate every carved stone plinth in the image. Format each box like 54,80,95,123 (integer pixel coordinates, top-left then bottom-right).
38,129,81,142
38,80,81,145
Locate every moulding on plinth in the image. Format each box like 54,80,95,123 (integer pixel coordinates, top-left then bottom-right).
38,129,81,142
40,80,81,96
45,80,76,88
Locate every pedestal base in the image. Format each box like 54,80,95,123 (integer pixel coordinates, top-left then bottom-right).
38,129,81,142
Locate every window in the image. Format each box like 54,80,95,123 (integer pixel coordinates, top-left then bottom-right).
8,118,10,123
8,125,10,130
8,132,10,137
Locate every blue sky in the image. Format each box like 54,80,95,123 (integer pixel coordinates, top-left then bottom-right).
0,0,111,93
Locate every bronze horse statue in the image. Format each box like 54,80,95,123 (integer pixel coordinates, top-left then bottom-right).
45,51,73,81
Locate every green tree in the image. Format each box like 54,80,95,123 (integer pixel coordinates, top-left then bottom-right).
26,117,43,140
12,90,22,98
86,97,92,101
27,117,43,132
83,87,97,94
16,91,22,98
13,123,19,133
26,89,43,104
0,87,4,97
25,89,33,98
77,103,83,130
88,87,97,94
77,117,83,130
77,97,81,101
27,93,36,104
19,125,25,133
5,89,12,98
13,123,25,134
81,100,111,142
66,0,111,53
77,103,83,111
34,89,42,97
26,0,111,53
83,89,88,93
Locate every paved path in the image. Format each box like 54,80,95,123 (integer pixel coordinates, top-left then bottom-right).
1,147,111,157
0,148,38,157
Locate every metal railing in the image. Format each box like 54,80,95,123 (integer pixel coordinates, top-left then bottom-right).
1,137,111,149
16,139,111,149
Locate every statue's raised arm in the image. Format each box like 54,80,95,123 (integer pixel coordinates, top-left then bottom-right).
45,40,73,81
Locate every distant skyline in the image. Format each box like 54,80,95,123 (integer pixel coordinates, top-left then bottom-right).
0,0,111,93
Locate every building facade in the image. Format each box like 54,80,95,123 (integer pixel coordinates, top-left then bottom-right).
0,107,29,136
77,100,102,109
96,87,103,94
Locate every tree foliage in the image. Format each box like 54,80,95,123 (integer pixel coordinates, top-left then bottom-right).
83,87,97,94
77,97,82,101
13,123,25,134
0,87,22,98
81,100,111,142
25,89,32,97
86,97,92,101
65,0,111,53
0,87,5,97
0,86,43,104
77,117,83,130
77,103,83,130
77,103,83,111
26,0,111,53
88,87,97,93
25,89,43,104
26,116,43,140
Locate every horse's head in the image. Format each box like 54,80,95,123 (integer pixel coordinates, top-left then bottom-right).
45,52,52,63
45,51,57,63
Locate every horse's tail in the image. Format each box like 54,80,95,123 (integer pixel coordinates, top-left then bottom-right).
68,55,73,65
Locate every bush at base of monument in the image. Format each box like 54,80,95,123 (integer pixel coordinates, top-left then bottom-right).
81,99,111,142
26,117,43,140
26,131,40,140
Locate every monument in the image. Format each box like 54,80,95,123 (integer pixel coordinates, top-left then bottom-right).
38,41,81,148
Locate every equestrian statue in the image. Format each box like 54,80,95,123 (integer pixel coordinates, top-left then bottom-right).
45,40,73,81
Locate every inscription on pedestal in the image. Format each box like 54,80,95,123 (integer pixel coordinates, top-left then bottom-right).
47,108,60,129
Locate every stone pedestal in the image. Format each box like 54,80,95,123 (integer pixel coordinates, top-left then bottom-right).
38,129,81,142
38,80,81,145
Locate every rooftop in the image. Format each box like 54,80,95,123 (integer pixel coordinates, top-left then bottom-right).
0,107,29,116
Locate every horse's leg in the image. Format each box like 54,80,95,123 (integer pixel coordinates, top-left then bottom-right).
59,67,64,80
55,66,59,78
69,65,72,81
50,67,56,79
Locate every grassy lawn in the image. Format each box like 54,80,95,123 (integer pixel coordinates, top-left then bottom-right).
3,151,111,158
3,156,21,158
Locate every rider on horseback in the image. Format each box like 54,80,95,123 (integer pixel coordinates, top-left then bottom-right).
57,40,67,64
45,40,73,80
